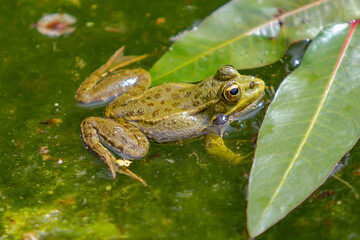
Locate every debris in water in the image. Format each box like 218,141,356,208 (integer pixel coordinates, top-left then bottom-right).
156,17,166,25
36,13,77,37
40,118,63,125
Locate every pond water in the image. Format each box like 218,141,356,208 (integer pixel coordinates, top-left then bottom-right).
0,0,359,239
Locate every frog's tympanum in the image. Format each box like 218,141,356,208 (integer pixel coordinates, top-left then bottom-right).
75,47,265,186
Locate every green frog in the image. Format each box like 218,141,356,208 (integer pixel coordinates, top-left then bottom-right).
75,47,265,186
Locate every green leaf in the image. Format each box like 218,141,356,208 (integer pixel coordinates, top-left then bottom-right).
247,21,360,237
149,0,360,86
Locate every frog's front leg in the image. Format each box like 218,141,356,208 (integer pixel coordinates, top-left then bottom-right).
75,47,150,106
205,134,252,165
81,117,149,186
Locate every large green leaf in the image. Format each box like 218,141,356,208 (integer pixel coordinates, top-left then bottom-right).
247,21,360,237
149,0,360,85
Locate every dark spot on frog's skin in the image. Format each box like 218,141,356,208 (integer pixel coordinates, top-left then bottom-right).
184,92,192,97
172,102,180,108
147,102,155,107
164,108,172,112
137,108,144,115
172,93,180,100
146,96,152,100
194,94,200,99
193,100,200,106
211,82,217,87
154,93,162,99
152,109,160,117
160,100,165,105
198,82,204,87
141,99,146,103
165,87,171,92
138,85,146,91
132,100,139,104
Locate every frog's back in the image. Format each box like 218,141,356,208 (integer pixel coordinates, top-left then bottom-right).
109,82,217,122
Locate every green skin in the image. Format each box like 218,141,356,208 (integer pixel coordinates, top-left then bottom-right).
75,47,265,186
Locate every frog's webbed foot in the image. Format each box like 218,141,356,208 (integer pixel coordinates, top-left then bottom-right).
75,46,150,107
80,117,149,186
205,134,253,165
104,46,148,73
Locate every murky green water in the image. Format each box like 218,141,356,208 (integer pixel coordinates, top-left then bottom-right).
0,0,359,239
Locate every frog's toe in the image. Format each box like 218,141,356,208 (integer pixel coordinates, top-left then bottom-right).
105,159,118,179
231,152,253,165
116,164,148,187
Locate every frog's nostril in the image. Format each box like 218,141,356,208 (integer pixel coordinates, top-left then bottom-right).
250,81,255,89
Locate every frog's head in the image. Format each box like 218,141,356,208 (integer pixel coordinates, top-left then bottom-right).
211,65,265,126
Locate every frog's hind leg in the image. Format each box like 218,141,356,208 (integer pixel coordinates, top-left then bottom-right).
80,117,150,186
205,134,252,165
75,46,150,106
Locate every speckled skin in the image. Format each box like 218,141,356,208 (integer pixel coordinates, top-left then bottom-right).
106,76,262,143
75,47,265,185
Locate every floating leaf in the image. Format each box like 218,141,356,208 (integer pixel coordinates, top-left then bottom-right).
149,0,360,85
247,21,360,237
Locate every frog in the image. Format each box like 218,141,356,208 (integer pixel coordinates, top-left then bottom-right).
75,47,265,186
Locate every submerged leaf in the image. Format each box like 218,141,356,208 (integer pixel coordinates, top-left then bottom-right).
149,0,360,85
247,21,360,237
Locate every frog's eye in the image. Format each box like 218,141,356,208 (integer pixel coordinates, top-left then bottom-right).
215,65,239,81
223,82,241,102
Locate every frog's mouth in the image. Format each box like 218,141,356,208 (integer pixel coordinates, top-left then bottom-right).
230,91,265,121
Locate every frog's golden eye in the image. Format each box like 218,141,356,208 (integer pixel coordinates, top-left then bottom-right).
215,65,239,81
223,82,241,102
